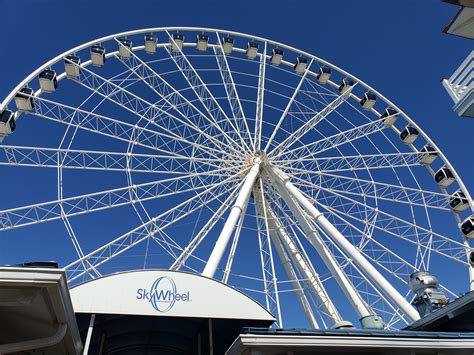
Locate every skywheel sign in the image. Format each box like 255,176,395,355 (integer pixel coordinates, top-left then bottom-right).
70,270,275,321
136,276,191,313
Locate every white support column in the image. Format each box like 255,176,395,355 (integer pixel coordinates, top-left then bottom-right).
271,178,372,321
264,204,319,328
261,195,341,324
83,314,96,355
203,161,260,278
270,167,421,323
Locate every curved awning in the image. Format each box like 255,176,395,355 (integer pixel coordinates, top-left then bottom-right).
70,270,275,322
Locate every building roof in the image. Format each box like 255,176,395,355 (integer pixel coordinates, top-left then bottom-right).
226,327,474,355
0,266,83,354
405,290,474,332
443,2,474,39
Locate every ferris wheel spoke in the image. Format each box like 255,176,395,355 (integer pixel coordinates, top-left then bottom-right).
0,168,237,231
164,31,251,152
214,33,254,150
0,145,235,174
171,180,243,271
291,174,451,211
254,41,267,151
268,89,352,157
303,186,469,264
106,46,242,156
278,151,424,174
27,95,231,167
264,59,314,153
277,119,386,161
69,61,236,160
65,173,239,282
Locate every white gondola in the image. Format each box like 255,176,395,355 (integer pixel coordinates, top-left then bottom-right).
38,69,57,93
196,34,209,51
171,33,184,51
449,190,470,212
317,66,331,84
338,78,355,94
400,126,419,144
434,166,455,188
270,48,283,65
118,37,132,59
0,110,16,135
419,144,438,165
380,107,399,128
360,91,376,110
91,45,106,66
461,215,474,239
222,36,234,54
294,57,308,74
64,55,81,78
14,87,35,111
246,41,259,59
144,34,157,54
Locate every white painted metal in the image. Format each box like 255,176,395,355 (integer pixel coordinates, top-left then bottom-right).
270,172,372,323
1,27,473,329
70,270,275,321
270,167,420,322
203,161,260,278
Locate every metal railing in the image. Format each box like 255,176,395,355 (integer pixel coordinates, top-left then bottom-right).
442,51,474,118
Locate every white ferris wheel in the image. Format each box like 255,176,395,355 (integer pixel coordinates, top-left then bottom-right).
0,27,473,330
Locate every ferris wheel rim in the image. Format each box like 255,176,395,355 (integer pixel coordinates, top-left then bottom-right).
1,26,473,329
1,26,471,213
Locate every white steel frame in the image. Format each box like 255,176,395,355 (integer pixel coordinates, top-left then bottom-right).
1,27,473,330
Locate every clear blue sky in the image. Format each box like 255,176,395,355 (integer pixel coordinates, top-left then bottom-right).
1,0,471,188
0,0,473,328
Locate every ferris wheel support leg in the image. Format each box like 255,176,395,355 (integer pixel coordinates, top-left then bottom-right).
202,162,261,278
269,167,421,323
270,176,373,326
263,204,320,328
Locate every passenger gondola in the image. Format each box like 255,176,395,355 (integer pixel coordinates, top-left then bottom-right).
294,56,308,74
64,55,81,78
144,34,157,54
317,66,331,84
38,69,57,93
434,166,455,188
400,126,419,144
222,36,234,54
360,91,376,110
118,37,132,59
171,33,184,51
196,34,209,51
461,215,474,239
338,78,355,94
270,48,284,65
91,45,106,66
246,41,259,59
14,87,35,111
418,144,438,165
0,110,15,135
380,107,399,127
449,190,469,212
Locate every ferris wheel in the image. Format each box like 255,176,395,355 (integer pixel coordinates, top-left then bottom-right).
1,27,473,330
